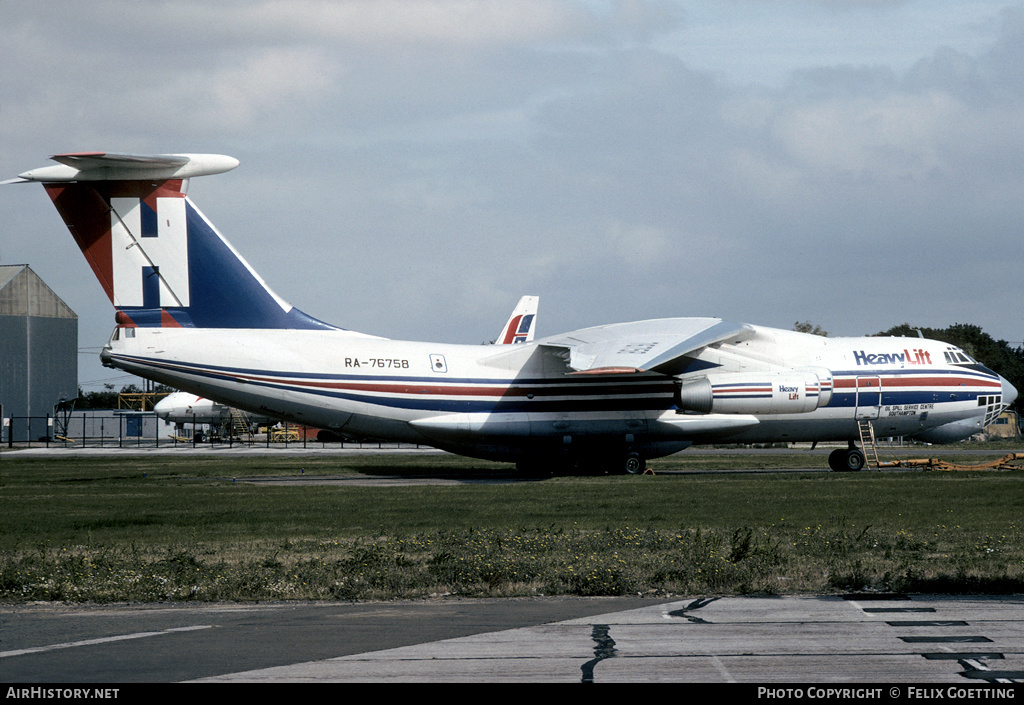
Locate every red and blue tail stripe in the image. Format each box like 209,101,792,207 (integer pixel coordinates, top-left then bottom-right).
44,179,334,330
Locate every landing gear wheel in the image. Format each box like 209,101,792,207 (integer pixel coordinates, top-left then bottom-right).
829,448,865,472
623,452,646,475
845,449,866,471
828,449,845,472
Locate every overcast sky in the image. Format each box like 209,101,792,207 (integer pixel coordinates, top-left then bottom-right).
2,0,1022,392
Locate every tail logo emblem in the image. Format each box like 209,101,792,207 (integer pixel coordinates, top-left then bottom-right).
110,197,189,308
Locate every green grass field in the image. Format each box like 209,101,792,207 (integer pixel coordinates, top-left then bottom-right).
2,449,1022,602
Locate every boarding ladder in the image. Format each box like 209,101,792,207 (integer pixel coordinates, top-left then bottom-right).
856,419,881,468
228,408,253,441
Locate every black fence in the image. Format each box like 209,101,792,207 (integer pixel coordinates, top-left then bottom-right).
2,413,385,450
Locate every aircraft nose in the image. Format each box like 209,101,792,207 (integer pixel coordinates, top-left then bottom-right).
153,397,174,417
1002,375,1018,407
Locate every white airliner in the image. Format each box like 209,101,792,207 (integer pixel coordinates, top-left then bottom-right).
11,152,1017,473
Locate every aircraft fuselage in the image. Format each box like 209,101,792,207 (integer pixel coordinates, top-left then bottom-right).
102,322,1011,468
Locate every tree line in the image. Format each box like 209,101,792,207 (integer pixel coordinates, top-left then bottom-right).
74,383,175,410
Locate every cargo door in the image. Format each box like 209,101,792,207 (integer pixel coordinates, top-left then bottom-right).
855,376,882,419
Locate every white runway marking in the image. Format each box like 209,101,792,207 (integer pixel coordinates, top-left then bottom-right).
0,625,211,658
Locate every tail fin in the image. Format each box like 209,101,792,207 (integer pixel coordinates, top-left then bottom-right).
496,295,538,344
13,152,334,330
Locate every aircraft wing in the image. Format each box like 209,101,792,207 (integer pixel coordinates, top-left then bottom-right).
535,318,754,376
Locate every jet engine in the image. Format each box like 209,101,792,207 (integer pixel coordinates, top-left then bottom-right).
676,369,833,415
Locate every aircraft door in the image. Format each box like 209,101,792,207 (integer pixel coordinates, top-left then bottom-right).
855,376,882,419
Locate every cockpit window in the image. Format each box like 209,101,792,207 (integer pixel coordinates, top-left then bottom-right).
945,348,975,364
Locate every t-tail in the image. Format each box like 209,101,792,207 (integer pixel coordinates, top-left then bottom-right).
11,152,334,330
496,295,538,344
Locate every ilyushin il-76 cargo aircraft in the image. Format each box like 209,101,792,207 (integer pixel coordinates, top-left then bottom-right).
10,152,1018,474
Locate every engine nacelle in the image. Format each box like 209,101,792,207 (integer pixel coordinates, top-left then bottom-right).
676,369,833,415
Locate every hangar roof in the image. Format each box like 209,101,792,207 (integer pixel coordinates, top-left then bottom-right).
0,264,76,319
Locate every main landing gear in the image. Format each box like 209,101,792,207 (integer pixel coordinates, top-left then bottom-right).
828,443,866,472
623,452,647,475
516,450,649,476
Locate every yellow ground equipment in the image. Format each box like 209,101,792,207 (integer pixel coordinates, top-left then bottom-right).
877,452,1024,472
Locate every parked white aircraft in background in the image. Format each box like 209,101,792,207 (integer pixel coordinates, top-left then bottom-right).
152,391,267,438
11,152,1017,473
154,392,233,426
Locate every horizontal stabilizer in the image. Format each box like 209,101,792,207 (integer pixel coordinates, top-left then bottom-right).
13,152,239,183
52,152,190,169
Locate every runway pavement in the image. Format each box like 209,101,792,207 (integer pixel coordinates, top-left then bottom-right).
191,594,1024,684
3,594,1021,685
